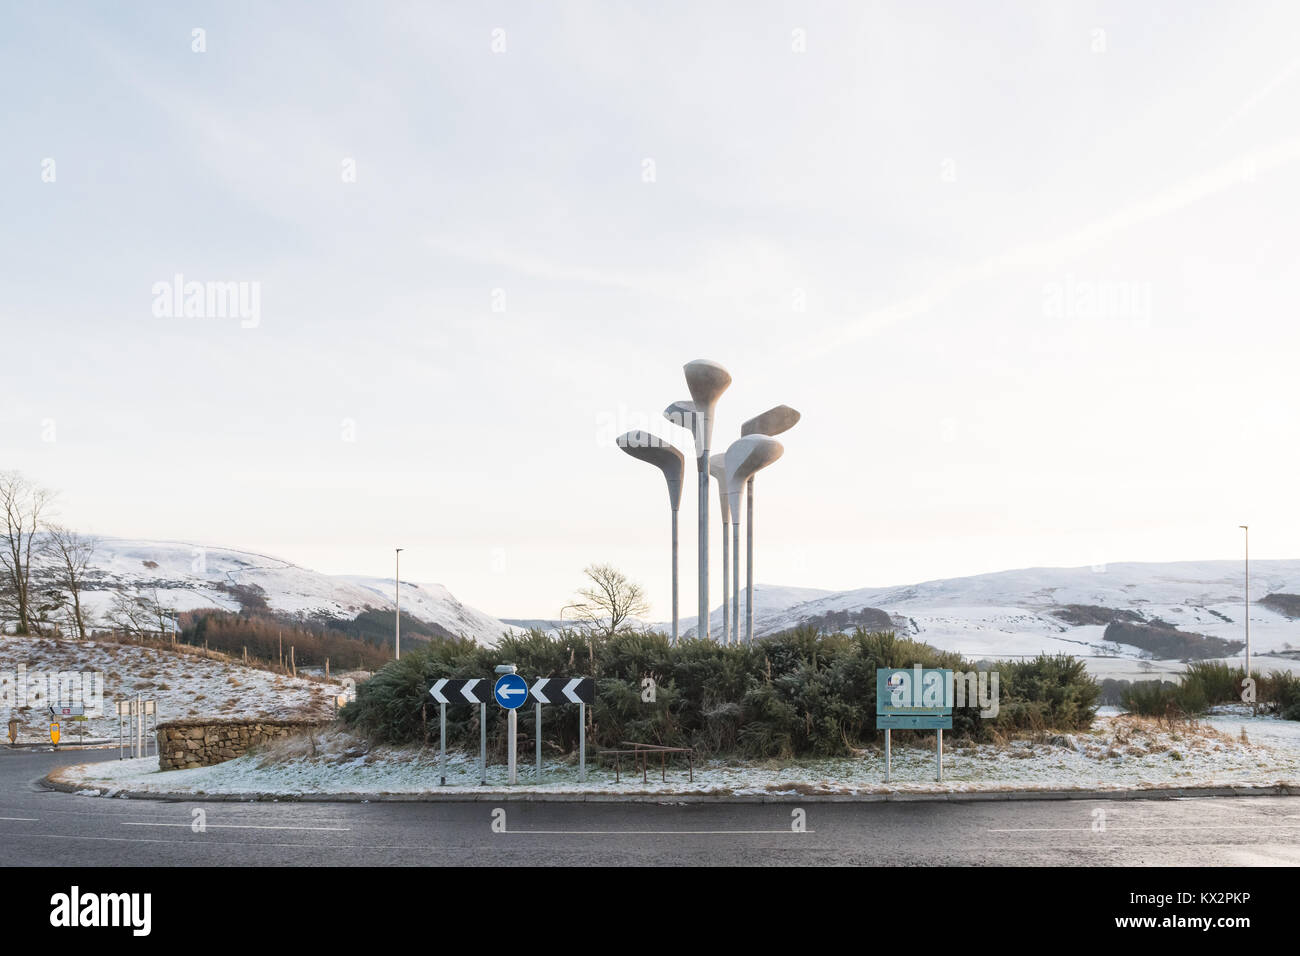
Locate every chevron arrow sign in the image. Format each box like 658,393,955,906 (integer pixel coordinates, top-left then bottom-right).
429,678,492,705
529,677,595,705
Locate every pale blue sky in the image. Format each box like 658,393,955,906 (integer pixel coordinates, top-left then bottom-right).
3,2,1299,619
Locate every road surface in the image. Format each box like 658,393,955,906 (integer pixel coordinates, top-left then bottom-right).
3,748,1299,866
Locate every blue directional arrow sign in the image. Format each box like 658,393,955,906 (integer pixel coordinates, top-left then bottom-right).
494,673,529,709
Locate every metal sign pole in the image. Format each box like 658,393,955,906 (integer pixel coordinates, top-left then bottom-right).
439,702,446,786
136,694,143,758
579,702,586,783
535,702,542,780
885,728,891,784
507,707,517,785
936,729,943,782
479,702,486,785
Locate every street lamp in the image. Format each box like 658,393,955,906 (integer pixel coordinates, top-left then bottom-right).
617,430,686,643
677,360,732,641
740,405,800,643
709,453,731,644
1240,524,1252,710
724,435,784,644
395,548,404,660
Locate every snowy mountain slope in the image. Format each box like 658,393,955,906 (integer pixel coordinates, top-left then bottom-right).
26,537,510,646
336,576,520,644
676,584,836,638
672,561,1300,669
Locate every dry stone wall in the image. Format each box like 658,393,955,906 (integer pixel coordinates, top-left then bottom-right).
157,718,324,770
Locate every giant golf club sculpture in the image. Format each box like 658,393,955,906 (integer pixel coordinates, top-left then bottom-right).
709,453,732,644
616,430,686,643
739,405,800,643
725,434,785,644
677,360,732,641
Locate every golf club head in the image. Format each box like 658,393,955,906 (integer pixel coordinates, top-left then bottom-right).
709,453,730,524
683,359,732,462
741,404,801,438
662,400,701,455
617,430,686,511
724,434,784,520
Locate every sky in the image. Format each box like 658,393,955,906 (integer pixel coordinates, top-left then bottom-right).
2,1,1299,621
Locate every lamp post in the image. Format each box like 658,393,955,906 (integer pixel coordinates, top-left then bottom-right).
739,405,800,643
724,435,785,644
1240,524,1252,711
617,430,686,643
394,548,404,660
709,453,731,644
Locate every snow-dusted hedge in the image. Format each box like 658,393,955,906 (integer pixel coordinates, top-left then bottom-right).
340,628,1100,759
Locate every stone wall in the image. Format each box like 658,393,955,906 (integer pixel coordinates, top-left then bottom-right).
157,718,325,771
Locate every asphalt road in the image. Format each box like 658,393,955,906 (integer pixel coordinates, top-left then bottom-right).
3,748,1300,866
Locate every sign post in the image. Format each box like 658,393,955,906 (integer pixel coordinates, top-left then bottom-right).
493,669,527,786
530,677,596,783
876,668,953,783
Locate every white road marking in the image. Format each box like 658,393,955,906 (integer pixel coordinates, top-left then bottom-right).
121,822,350,831
501,829,815,835
0,816,39,822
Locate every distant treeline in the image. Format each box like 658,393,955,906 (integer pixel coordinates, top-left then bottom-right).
176,607,433,672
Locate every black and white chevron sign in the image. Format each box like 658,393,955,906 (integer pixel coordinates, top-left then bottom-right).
429,678,492,705
529,677,595,705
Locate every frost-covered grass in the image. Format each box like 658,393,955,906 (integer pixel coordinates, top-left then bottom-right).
52,714,1300,798
1,635,343,742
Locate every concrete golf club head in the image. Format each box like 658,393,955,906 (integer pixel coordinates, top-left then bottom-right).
617,430,685,511
724,435,784,520
683,359,732,461
663,400,701,455
708,453,730,524
741,404,801,438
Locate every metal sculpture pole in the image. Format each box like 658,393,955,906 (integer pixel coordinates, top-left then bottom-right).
724,434,785,643
709,454,730,644
739,405,800,643
617,430,686,643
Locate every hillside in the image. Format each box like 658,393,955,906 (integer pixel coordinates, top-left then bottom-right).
677,560,1300,674
20,537,512,646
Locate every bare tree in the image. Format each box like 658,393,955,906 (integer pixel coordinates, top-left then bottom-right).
46,525,98,639
569,564,650,638
0,471,55,635
107,588,171,640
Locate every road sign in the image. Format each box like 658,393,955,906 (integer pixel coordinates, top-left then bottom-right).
428,679,491,705
529,677,595,705
50,723,60,745
49,704,85,718
494,674,528,709
877,667,952,783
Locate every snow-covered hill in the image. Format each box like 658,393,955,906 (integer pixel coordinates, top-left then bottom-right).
26,537,511,646
679,561,1300,675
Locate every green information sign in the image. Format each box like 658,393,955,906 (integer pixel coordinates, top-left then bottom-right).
876,667,952,782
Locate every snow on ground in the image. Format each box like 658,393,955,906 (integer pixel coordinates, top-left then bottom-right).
1,636,343,743
52,715,1300,798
